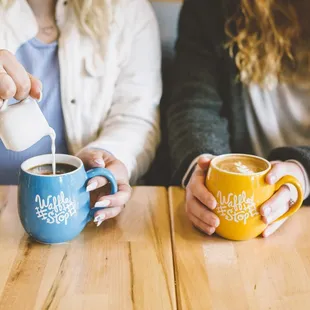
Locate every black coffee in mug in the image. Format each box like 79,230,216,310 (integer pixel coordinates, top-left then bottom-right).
28,163,77,175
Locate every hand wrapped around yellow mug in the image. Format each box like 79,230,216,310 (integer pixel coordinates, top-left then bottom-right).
206,154,303,241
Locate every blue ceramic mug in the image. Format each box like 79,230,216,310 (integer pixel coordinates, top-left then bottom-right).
18,154,118,244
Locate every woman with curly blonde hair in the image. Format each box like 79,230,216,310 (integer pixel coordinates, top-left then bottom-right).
0,0,161,225
167,0,310,237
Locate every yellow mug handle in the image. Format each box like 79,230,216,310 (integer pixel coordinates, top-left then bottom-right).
273,175,303,222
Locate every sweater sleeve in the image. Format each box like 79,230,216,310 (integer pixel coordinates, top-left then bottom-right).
268,146,310,205
86,0,162,184
166,0,230,184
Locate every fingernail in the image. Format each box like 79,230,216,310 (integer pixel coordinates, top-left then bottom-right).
214,218,220,228
38,90,43,102
94,213,106,223
269,174,276,184
209,227,215,235
94,200,110,208
94,158,105,167
263,230,270,238
86,181,98,192
208,200,217,210
96,219,104,227
263,206,271,217
265,217,271,224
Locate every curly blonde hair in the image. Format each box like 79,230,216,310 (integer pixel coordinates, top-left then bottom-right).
225,0,310,87
1,0,117,57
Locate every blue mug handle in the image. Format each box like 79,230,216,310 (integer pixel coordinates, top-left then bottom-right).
86,168,118,218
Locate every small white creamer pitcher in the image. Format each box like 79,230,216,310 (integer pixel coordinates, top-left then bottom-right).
0,97,52,152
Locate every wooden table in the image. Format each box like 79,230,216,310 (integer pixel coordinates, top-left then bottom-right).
0,186,176,310
169,187,310,310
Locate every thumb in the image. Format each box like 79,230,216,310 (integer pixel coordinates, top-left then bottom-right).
197,155,213,171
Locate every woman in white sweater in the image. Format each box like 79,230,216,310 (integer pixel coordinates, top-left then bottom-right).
0,0,161,226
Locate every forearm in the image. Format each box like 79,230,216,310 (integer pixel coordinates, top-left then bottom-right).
86,110,160,184
85,0,161,184
166,0,230,184
167,105,230,184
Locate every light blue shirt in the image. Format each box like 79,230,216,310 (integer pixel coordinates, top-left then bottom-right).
0,38,68,184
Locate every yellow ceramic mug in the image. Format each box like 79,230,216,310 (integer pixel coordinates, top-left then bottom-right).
206,154,303,241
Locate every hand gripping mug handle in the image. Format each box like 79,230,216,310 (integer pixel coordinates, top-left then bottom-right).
85,168,118,218
273,175,303,222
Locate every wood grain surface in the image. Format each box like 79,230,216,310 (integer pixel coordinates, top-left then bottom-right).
169,186,310,310
0,186,176,310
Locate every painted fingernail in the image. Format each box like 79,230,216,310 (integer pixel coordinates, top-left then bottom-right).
263,206,271,217
38,90,43,102
209,227,215,235
94,213,106,223
94,158,105,166
265,217,271,224
214,218,220,227
96,219,104,227
208,200,217,210
94,200,110,208
86,181,98,192
263,230,270,238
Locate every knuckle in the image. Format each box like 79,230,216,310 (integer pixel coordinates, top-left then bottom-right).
106,211,114,219
196,183,204,196
109,207,122,218
272,162,282,173
193,169,204,178
198,208,205,221
121,191,130,203
16,80,31,97
1,84,15,98
204,195,213,207
119,180,132,195
89,154,98,161
274,162,287,175
203,213,214,226
272,162,282,168
189,215,197,227
118,191,130,203
116,159,125,168
104,211,113,219
208,215,217,227
192,183,203,198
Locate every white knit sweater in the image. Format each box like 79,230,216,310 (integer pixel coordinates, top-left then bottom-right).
0,0,162,183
